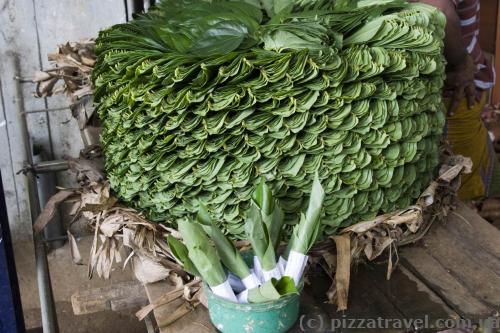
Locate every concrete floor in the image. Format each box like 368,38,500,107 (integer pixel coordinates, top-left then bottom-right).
14,237,147,333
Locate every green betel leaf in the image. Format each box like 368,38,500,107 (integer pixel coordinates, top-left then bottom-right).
196,203,251,279
247,277,298,303
247,280,280,303
274,276,299,295
253,179,285,250
290,173,325,254
260,0,275,17
273,0,293,14
167,235,200,276
253,178,273,215
177,219,227,287
245,202,277,271
189,21,250,56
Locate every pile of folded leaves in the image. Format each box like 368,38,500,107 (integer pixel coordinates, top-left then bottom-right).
93,0,446,238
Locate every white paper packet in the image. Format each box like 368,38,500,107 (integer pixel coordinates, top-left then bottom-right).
283,250,309,286
211,279,238,302
277,256,287,275
227,272,245,293
262,266,282,281
241,272,261,289
236,289,249,303
252,256,264,283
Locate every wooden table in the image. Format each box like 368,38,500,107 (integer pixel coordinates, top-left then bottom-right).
144,201,500,332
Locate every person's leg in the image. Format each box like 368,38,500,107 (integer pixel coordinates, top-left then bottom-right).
446,93,500,200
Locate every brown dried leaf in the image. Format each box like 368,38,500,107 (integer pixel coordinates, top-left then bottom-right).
81,56,96,67
363,241,373,260
68,157,105,184
68,231,83,265
132,255,171,284
73,86,93,99
419,181,438,206
36,77,59,97
135,278,200,321
99,215,124,237
32,71,52,82
321,251,336,271
169,272,184,288
332,234,351,311
34,190,76,234
198,288,208,308
157,302,199,329
371,237,393,259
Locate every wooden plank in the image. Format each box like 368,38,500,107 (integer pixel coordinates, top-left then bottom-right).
71,280,148,315
400,202,500,319
448,202,500,258
401,247,493,319
144,281,216,333
289,291,331,333
305,265,408,333
442,215,500,274
425,225,500,307
368,264,459,323
397,266,459,319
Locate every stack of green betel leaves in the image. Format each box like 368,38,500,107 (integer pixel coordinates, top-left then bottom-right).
168,175,324,303
93,0,446,239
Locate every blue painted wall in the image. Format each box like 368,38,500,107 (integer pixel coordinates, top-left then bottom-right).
0,171,25,333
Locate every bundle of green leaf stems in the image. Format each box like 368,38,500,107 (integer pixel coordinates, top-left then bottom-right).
168,174,324,303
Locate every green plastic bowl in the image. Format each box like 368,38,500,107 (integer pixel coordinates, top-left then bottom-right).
205,251,301,333
205,283,300,333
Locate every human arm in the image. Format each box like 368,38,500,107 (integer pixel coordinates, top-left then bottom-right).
416,0,476,113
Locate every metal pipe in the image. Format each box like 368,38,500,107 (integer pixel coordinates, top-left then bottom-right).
44,235,68,243
33,148,65,249
23,106,69,114
9,52,59,333
32,160,69,173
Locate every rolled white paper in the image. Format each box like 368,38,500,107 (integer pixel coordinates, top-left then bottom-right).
242,272,261,289
228,272,245,293
252,256,264,283
277,256,287,276
211,279,238,302
284,250,309,286
262,266,282,281
236,289,249,303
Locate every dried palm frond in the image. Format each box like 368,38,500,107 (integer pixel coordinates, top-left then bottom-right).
33,40,95,101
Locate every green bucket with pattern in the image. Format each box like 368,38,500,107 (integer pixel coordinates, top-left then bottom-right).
205,283,300,333
205,252,301,333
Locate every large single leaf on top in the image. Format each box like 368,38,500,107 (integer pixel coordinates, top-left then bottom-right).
189,21,250,56
145,0,263,56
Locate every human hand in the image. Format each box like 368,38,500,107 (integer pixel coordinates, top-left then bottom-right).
446,54,477,116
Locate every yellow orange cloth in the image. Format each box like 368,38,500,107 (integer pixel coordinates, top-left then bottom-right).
446,94,497,200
